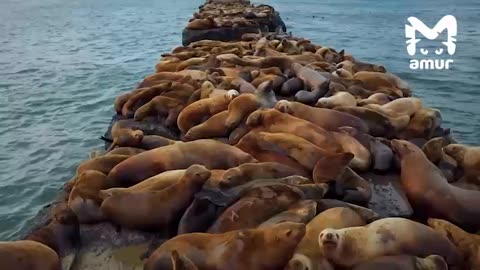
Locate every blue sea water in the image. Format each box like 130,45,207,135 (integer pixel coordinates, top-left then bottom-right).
0,0,478,240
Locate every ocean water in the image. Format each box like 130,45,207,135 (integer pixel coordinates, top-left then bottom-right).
0,0,478,240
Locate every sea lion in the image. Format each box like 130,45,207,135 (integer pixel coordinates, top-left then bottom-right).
398,108,442,140
292,63,330,104
315,199,381,222
332,167,372,204
318,217,463,268
353,71,411,97
443,144,480,176
138,72,188,88
334,106,409,137
258,200,317,228
422,135,456,164
352,255,447,270
337,60,386,74
357,93,392,106
177,197,221,234
101,165,211,230
275,100,369,133
285,207,366,270
100,169,187,198
221,162,310,188
0,240,61,270
253,131,354,181
133,96,184,126
245,108,343,153
145,222,306,270
122,82,173,117
235,131,309,173
75,154,130,178
316,91,356,109
364,97,422,118
251,74,286,92
183,110,230,141
199,81,228,99
68,171,112,223
207,184,305,233
391,139,480,231
107,120,144,151
177,90,239,134
186,18,215,30
332,68,353,79
107,139,256,186
331,131,371,171
339,126,393,171
281,77,304,96
428,218,480,270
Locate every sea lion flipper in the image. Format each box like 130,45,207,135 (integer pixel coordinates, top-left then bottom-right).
170,250,199,270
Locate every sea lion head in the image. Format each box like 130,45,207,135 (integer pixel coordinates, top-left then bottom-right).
318,228,342,259
315,97,334,109
131,129,145,145
225,89,240,101
442,144,467,165
184,165,211,185
333,68,353,79
391,139,420,158
274,100,293,114
336,60,354,73
221,167,244,188
418,255,448,270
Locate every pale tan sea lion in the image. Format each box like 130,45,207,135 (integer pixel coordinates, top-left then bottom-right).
145,222,306,270
357,93,392,106
363,97,422,118
285,207,366,270
316,91,357,109
353,71,411,97
101,165,211,230
107,120,144,151
443,144,480,176
428,218,480,270
391,139,480,231
319,217,462,268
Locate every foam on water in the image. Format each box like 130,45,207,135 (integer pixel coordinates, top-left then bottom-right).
0,0,478,239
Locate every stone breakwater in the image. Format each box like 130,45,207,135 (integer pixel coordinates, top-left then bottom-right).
5,0,480,269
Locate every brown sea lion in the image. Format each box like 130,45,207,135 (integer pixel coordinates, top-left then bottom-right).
391,139,480,231
253,131,353,181
258,200,317,228
0,241,61,270
245,108,343,153
169,250,199,270
107,120,144,151
275,100,369,133
207,185,304,233
333,167,372,204
352,255,447,270
122,82,173,117
145,222,306,270
186,18,215,30
138,72,195,89
337,60,386,74
428,218,480,270
318,217,463,268
221,162,310,188
133,96,184,126
183,111,230,141
75,154,130,178
224,81,277,129
353,71,411,97
107,139,256,186
285,207,366,270
68,171,112,223
101,165,211,230
139,135,177,150
422,134,456,164
292,63,330,104
334,106,410,137
331,131,371,171
177,90,239,134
